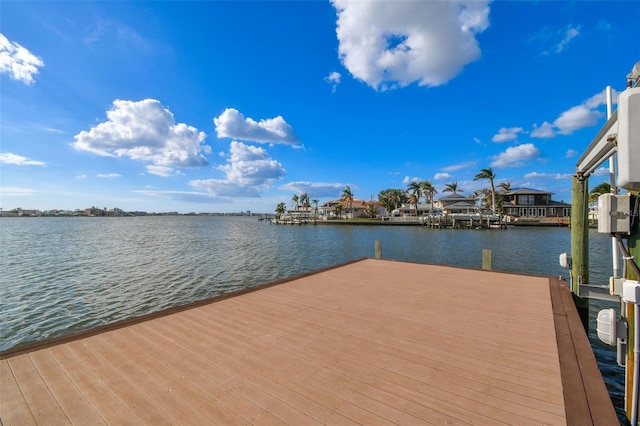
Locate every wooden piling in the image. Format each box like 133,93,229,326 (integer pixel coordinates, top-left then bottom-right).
482,249,492,270
374,240,382,259
570,175,590,331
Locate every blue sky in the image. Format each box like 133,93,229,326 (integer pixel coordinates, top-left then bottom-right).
1,1,638,213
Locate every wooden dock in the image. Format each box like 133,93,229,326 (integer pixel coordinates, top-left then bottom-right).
0,258,617,425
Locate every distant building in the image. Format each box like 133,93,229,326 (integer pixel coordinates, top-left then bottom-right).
498,188,571,219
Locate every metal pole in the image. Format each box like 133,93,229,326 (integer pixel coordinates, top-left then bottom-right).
607,86,622,278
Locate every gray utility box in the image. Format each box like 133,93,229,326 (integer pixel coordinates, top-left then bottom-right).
598,194,630,234
617,87,640,191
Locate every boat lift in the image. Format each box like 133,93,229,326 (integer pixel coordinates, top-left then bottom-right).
560,62,640,425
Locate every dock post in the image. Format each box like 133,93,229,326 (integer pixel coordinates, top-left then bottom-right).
374,240,382,259
482,249,492,270
570,175,589,331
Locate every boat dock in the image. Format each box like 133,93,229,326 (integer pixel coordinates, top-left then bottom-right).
0,258,617,425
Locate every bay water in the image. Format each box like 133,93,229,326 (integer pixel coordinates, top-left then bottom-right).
0,216,625,419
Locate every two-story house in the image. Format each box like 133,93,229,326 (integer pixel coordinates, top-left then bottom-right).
499,188,571,221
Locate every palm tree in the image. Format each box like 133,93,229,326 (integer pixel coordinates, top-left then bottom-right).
498,182,511,192
364,202,377,219
589,182,611,203
443,182,463,195
311,198,319,219
407,181,423,216
341,185,354,219
334,203,344,219
275,202,286,219
474,168,497,214
299,193,310,212
290,194,299,211
421,181,438,214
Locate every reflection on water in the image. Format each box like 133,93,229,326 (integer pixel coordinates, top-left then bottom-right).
0,217,625,420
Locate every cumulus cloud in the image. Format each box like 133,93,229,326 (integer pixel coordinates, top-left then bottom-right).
531,89,614,138
213,108,299,145
0,152,45,166
491,143,540,168
402,176,422,185
189,141,286,198
72,99,210,169
279,181,346,198
324,71,342,92
565,149,578,158
0,33,44,85
530,122,556,138
434,172,452,180
492,127,524,143
331,0,490,90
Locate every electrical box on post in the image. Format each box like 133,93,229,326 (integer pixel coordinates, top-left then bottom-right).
617,87,640,190
598,194,630,234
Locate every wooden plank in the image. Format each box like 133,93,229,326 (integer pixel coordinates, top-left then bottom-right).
28,349,106,425
6,354,69,425
0,360,37,425
556,279,619,424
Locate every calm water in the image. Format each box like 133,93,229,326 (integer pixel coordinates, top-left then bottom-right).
0,216,626,420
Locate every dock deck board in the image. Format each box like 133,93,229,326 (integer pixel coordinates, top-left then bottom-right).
1,258,617,425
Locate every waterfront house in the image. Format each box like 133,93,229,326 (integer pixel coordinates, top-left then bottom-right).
318,198,377,219
498,188,571,222
434,194,479,211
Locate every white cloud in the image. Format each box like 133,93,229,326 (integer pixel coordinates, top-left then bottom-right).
492,127,524,143
402,176,422,185
530,25,581,56
490,143,540,168
434,172,451,180
72,99,210,168
279,181,346,198
0,33,44,85
97,173,121,178
146,165,180,177
189,141,286,198
76,174,87,179
213,108,299,145
531,89,614,138
331,0,490,90
565,149,578,158
0,152,45,166
554,104,603,135
0,186,36,196
531,122,556,139
324,71,342,92
592,167,609,177
442,161,475,172
555,25,580,53
524,171,572,180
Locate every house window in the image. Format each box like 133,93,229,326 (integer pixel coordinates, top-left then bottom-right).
528,208,536,217
518,195,535,205
519,208,527,216
563,208,571,217
508,207,517,215
549,208,556,215
538,208,546,217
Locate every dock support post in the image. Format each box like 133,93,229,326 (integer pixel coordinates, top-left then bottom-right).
374,240,382,259
482,249,492,270
570,176,589,331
